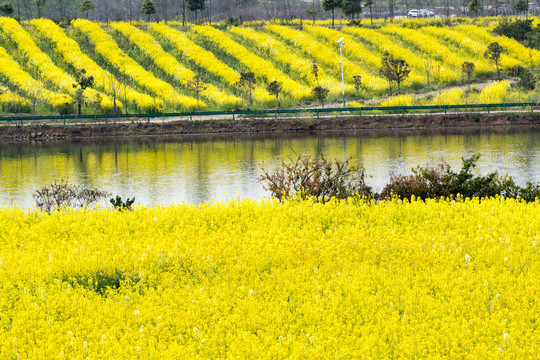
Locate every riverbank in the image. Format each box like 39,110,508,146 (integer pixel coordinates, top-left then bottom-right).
2,112,540,141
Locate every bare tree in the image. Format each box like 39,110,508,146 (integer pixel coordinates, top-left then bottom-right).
186,75,207,111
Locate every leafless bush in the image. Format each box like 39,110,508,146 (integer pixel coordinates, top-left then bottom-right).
33,180,110,212
260,154,372,203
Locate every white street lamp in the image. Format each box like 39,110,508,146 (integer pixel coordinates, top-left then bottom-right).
337,37,346,108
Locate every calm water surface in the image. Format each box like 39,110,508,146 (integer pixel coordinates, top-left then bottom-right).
1,127,539,208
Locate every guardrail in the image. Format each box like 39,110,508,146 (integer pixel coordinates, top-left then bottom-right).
0,102,536,126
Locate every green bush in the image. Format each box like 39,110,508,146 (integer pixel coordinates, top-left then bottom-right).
493,18,533,41
379,154,540,201
261,154,540,203
1,100,31,113
110,195,135,210
56,102,75,115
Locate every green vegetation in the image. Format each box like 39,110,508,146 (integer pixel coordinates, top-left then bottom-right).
261,154,540,203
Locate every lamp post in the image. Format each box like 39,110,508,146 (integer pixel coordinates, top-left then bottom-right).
337,37,346,108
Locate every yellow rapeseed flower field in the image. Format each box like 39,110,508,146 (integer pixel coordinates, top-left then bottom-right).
0,197,539,358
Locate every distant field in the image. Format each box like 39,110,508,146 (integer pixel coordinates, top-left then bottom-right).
0,16,538,114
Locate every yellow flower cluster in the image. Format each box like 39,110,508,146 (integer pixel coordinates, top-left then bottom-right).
111,22,239,107
430,88,464,106
0,197,538,358
0,86,28,106
73,19,195,111
480,80,511,104
193,25,311,99
266,24,388,91
381,26,470,81
380,94,415,107
456,25,534,67
421,26,493,73
30,19,164,112
229,26,346,95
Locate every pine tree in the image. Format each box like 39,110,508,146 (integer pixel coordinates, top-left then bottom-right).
141,0,156,22
322,0,341,28
80,0,95,19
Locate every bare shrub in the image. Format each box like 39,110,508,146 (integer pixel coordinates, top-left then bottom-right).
260,154,372,203
33,180,110,212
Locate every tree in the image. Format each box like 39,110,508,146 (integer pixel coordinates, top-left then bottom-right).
188,0,205,20
235,71,256,110
484,42,503,78
342,0,362,20
461,61,475,90
0,2,14,16
24,81,50,114
322,0,341,28
312,63,319,86
379,53,411,95
513,0,528,18
186,75,207,111
306,4,318,25
106,72,121,114
141,0,156,21
266,80,283,108
364,0,373,24
34,0,46,18
468,0,481,16
312,85,329,107
72,68,94,115
353,75,361,97
80,0,95,19
424,59,433,86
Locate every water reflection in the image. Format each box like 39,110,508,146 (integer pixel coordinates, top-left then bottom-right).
1,127,539,208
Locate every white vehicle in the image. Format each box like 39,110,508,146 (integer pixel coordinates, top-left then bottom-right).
407,9,421,18
420,8,435,16
407,9,435,18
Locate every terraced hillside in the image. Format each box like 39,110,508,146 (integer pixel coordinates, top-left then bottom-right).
0,17,537,114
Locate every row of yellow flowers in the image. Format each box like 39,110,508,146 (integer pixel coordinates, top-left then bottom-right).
456,24,537,67
30,19,164,113
111,22,240,107
0,17,116,111
229,26,347,95
73,19,197,111
192,25,312,99
266,24,388,91
343,26,456,83
0,46,71,109
0,197,538,357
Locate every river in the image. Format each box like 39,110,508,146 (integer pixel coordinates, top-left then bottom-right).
1,127,539,208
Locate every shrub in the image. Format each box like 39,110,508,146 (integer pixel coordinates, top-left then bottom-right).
1,99,31,113
56,102,75,115
33,179,110,212
110,195,135,210
259,154,372,203
380,154,540,201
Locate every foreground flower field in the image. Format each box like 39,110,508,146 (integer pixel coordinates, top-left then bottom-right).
0,197,539,358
